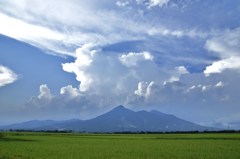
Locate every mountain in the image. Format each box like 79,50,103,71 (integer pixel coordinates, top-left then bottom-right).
0,106,213,132
0,120,59,130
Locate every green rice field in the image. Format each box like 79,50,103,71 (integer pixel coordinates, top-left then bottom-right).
0,132,240,159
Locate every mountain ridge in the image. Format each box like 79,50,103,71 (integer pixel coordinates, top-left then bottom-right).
0,105,214,132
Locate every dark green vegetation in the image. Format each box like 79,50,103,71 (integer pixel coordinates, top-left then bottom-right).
0,132,240,159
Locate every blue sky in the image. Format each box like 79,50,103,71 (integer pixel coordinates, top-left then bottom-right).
0,0,240,129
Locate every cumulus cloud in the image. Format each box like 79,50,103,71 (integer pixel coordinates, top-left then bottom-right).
176,66,189,75
24,58,240,125
128,79,197,108
128,81,162,106
60,85,81,99
25,84,92,120
204,57,240,75
134,81,151,97
62,43,165,96
26,84,54,110
186,80,225,94
129,70,238,113
119,51,153,67
165,66,189,83
204,28,240,75
26,82,157,120
38,84,53,100
62,44,98,92
0,65,18,87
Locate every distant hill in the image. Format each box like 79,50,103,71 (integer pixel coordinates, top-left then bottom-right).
0,105,213,132
0,120,60,130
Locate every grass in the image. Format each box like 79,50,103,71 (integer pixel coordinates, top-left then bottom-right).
0,132,240,159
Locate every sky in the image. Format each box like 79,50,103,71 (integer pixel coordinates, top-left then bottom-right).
0,0,240,129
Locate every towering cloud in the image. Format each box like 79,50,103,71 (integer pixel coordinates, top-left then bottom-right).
62,43,163,96
62,44,97,92
38,84,53,100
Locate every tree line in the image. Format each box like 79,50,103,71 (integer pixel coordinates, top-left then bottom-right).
1,129,240,134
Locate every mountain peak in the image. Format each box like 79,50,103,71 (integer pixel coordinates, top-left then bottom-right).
110,105,129,112
115,105,126,109
106,105,133,116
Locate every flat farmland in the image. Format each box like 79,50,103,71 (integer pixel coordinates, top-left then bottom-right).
0,132,240,159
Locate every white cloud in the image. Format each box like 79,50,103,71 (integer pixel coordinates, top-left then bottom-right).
204,28,240,75
129,81,164,105
0,1,109,56
176,66,189,75
119,51,154,67
22,58,240,124
148,0,170,8
205,28,240,58
0,13,63,41
60,85,81,99
62,45,168,101
166,76,178,83
165,66,189,83
26,82,148,120
0,1,148,56
147,27,208,38
134,81,149,96
0,65,18,87
201,85,211,92
0,0,209,58
0,12,71,56
116,1,130,7
186,85,196,92
204,57,240,75
215,81,224,88
38,84,53,100
62,44,97,92
61,47,200,110
134,81,160,99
